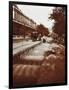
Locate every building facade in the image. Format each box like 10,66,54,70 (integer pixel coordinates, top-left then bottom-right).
13,4,37,37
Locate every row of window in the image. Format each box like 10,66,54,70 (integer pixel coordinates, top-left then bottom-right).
13,7,36,29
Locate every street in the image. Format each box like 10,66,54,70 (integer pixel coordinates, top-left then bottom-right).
13,38,65,87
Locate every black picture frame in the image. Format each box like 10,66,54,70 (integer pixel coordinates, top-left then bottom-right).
9,1,67,89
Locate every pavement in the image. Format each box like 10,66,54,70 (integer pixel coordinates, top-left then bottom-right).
13,40,32,49
13,40,41,55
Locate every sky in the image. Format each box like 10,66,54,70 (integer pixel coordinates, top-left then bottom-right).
17,4,55,32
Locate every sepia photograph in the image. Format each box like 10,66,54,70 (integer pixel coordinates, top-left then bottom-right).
9,1,67,88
